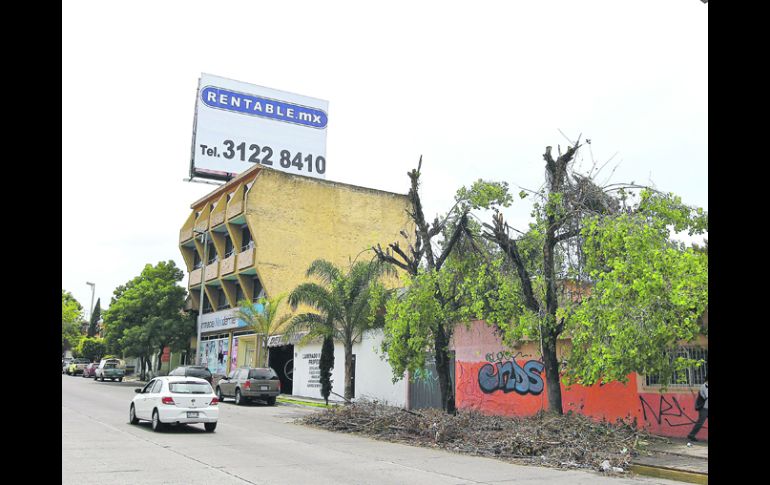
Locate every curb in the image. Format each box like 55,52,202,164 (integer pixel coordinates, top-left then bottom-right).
628,464,707,484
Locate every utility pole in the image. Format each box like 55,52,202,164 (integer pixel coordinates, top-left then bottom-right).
86,281,95,322
194,231,209,366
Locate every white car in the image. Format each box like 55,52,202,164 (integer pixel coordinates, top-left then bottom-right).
129,376,219,432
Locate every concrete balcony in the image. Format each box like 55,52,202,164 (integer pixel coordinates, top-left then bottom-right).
237,247,255,270
194,219,208,234
227,199,244,219
221,254,236,276
179,227,193,244
189,268,202,286
211,211,225,228
205,261,219,281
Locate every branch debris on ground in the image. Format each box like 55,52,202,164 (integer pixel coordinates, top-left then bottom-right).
299,400,666,472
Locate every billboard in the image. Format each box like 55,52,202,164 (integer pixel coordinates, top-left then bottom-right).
190,73,329,181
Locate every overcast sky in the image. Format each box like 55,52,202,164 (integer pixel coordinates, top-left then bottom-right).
62,0,707,315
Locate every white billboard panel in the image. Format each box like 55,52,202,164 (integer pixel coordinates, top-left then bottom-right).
190,74,328,181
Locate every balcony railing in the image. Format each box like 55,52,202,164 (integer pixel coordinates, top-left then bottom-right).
227,199,244,219
179,227,193,243
189,268,202,286
237,246,255,270
221,254,236,276
211,211,225,227
205,261,219,281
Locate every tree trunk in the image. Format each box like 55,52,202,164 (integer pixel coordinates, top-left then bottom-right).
344,342,354,401
434,325,456,414
541,333,563,414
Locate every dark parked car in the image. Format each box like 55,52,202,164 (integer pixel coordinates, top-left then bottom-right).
83,362,99,378
168,366,213,385
216,367,281,405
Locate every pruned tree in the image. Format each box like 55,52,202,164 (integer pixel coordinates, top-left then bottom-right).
464,139,708,413
374,158,510,414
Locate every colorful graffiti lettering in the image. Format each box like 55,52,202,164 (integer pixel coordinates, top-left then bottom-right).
639,394,702,428
478,360,545,395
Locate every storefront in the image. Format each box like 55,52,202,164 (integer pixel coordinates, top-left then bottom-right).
196,307,252,376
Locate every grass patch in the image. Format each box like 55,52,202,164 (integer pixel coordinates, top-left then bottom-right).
277,397,334,409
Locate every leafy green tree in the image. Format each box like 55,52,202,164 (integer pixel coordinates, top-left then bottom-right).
234,294,293,368
87,298,101,338
566,191,708,387
102,261,191,380
76,337,107,362
62,289,84,356
465,140,708,413
374,159,510,413
287,259,392,401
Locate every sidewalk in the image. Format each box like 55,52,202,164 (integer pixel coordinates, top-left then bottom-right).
630,437,707,484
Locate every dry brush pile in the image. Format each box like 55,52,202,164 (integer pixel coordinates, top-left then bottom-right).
299,400,664,472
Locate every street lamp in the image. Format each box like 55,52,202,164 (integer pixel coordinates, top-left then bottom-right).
86,282,95,322
193,230,209,365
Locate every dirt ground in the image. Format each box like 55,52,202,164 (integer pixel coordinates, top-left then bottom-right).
299,400,668,473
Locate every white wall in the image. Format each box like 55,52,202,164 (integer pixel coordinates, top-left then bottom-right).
292,329,406,406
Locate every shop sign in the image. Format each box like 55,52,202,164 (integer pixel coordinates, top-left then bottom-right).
199,308,248,333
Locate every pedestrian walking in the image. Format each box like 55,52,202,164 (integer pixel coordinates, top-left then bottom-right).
687,376,708,442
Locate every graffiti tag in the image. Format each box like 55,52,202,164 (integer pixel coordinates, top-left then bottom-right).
478,360,545,395
639,395,703,428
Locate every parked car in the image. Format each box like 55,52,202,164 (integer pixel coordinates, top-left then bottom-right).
67,358,91,376
168,366,213,385
95,358,125,382
82,362,99,378
62,357,73,374
129,376,219,432
216,367,281,406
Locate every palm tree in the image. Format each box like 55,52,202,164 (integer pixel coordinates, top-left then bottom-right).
235,294,293,368
287,258,393,401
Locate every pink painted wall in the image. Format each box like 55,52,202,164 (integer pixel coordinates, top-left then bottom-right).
452,321,707,440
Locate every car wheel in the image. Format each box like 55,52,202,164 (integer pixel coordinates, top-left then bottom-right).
204,422,217,432
152,409,164,432
235,389,243,406
129,405,139,425
118,377,123,382
267,396,277,406
216,387,225,402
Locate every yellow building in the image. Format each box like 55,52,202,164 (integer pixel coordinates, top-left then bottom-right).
179,165,412,392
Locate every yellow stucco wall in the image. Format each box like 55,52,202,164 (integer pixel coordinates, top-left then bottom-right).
244,168,413,298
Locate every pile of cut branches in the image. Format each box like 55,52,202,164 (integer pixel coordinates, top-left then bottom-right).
299,400,665,471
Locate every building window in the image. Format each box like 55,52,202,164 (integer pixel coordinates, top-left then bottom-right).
207,243,218,265
235,284,245,304
645,346,708,387
224,234,234,258
202,293,213,314
253,277,264,302
241,225,253,252
218,289,230,310
193,251,202,270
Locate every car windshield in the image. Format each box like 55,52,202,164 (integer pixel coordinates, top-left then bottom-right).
186,368,211,377
169,382,213,394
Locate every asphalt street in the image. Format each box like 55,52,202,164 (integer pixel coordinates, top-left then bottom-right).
62,375,681,485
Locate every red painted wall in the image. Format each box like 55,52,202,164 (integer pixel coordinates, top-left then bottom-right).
453,321,707,440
